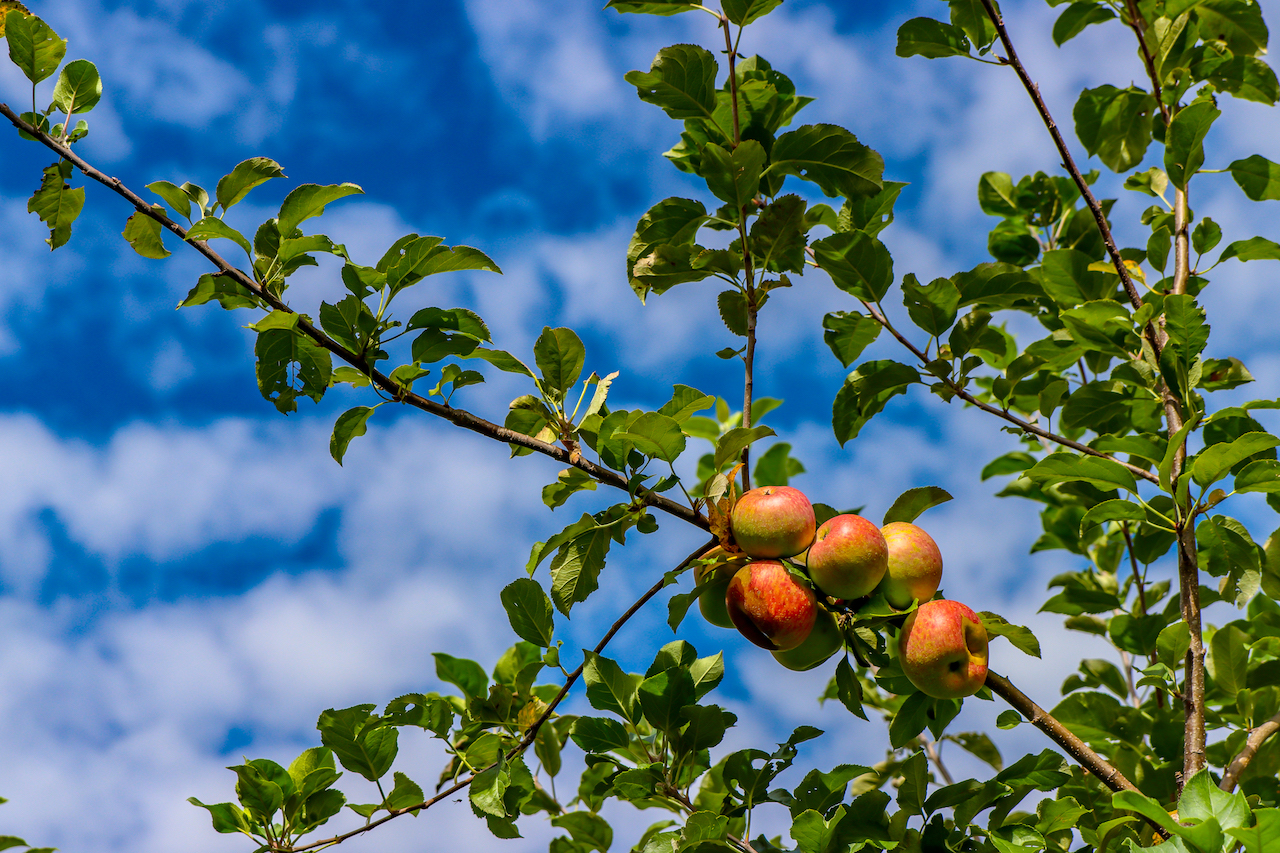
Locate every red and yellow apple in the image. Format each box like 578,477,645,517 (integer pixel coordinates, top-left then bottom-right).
806,514,888,599
898,599,988,699
878,521,943,609
730,486,816,559
725,560,817,651
693,546,748,629
772,607,843,670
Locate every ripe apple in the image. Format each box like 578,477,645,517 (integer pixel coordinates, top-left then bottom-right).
806,514,888,599
898,599,988,699
772,607,843,671
694,546,748,629
725,560,817,651
878,521,943,609
731,486,817,559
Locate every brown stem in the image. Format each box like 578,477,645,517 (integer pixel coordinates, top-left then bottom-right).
289,536,718,852
976,0,1143,314
0,101,709,533
1176,527,1206,784
919,736,955,786
721,13,755,489
1220,711,1280,792
853,296,1159,485
1122,0,1172,126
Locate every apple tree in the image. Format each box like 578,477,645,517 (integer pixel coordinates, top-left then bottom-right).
3,0,1280,851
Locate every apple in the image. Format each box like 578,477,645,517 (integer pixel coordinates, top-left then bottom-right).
725,560,817,651
772,607,843,670
898,599,988,699
693,546,748,629
878,521,943,609
731,486,817,559
806,514,888,599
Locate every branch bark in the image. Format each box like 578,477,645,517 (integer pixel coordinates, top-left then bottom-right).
0,101,709,533
1220,711,1280,793
985,671,1138,794
288,536,719,852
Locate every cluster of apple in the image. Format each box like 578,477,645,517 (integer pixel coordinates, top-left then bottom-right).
694,486,989,699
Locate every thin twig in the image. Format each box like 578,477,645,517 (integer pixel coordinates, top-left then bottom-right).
0,102,709,533
918,736,955,786
1220,711,1280,792
289,536,718,852
851,295,1159,485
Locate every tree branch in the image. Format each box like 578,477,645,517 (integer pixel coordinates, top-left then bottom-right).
0,101,708,533
976,0,1144,313
288,536,719,852
1220,711,1280,793
853,297,1159,485
985,671,1139,794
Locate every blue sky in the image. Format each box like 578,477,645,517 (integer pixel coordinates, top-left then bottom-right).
2,0,1280,850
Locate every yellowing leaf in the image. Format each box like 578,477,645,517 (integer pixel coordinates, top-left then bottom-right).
0,1,33,38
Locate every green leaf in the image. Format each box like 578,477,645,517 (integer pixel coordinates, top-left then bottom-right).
121,208,170,259
1227,808,1280,853
626,197,709,301
838,180,906,237
552,812,614,853
1074,85,1156,172
1221,235,1280,262
433,652,488,699
979,612,1042,658
470,762,510,818
549,526,612,615
1164,99,1220,188
188,797,253,834
1053,2,1116,45
831,656,867,719
948,732,1004,772
384,771,425,812
718,289,749,336
619,412,687,463
179,272,259,311
582,652,642,724
901,274,960,335
722,0,782,25
330,406,374,465
254,328,332,414
822,311,882,367
534,327,586,400
978,172,1018,216
637,667,697,735
606,0,699,13
832,360,920,445
277,183,363,234
770,124,884,199
1228,154,1280,200
1235,458,1280,493
215,157,286,211
812,231,893,302
713,425,775,470
186,216,253,261
624,43,720,122
883,487,952,525
988,217,1040,266
28,160,83,250
500,578,554,647
51,58,101,113
750,193,808,273
570,715,630,753
1079,498,1146,532
1196,0,1269,57
1024,452,1138,493
896,17,972,59
1192,431,1280,487
316,705,398,782
702,140,766,209
753,442,805,487
5,12,65,84
1207,624,1250,694
147,180,193,221
1109,613,1166,656
888,691,932,749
